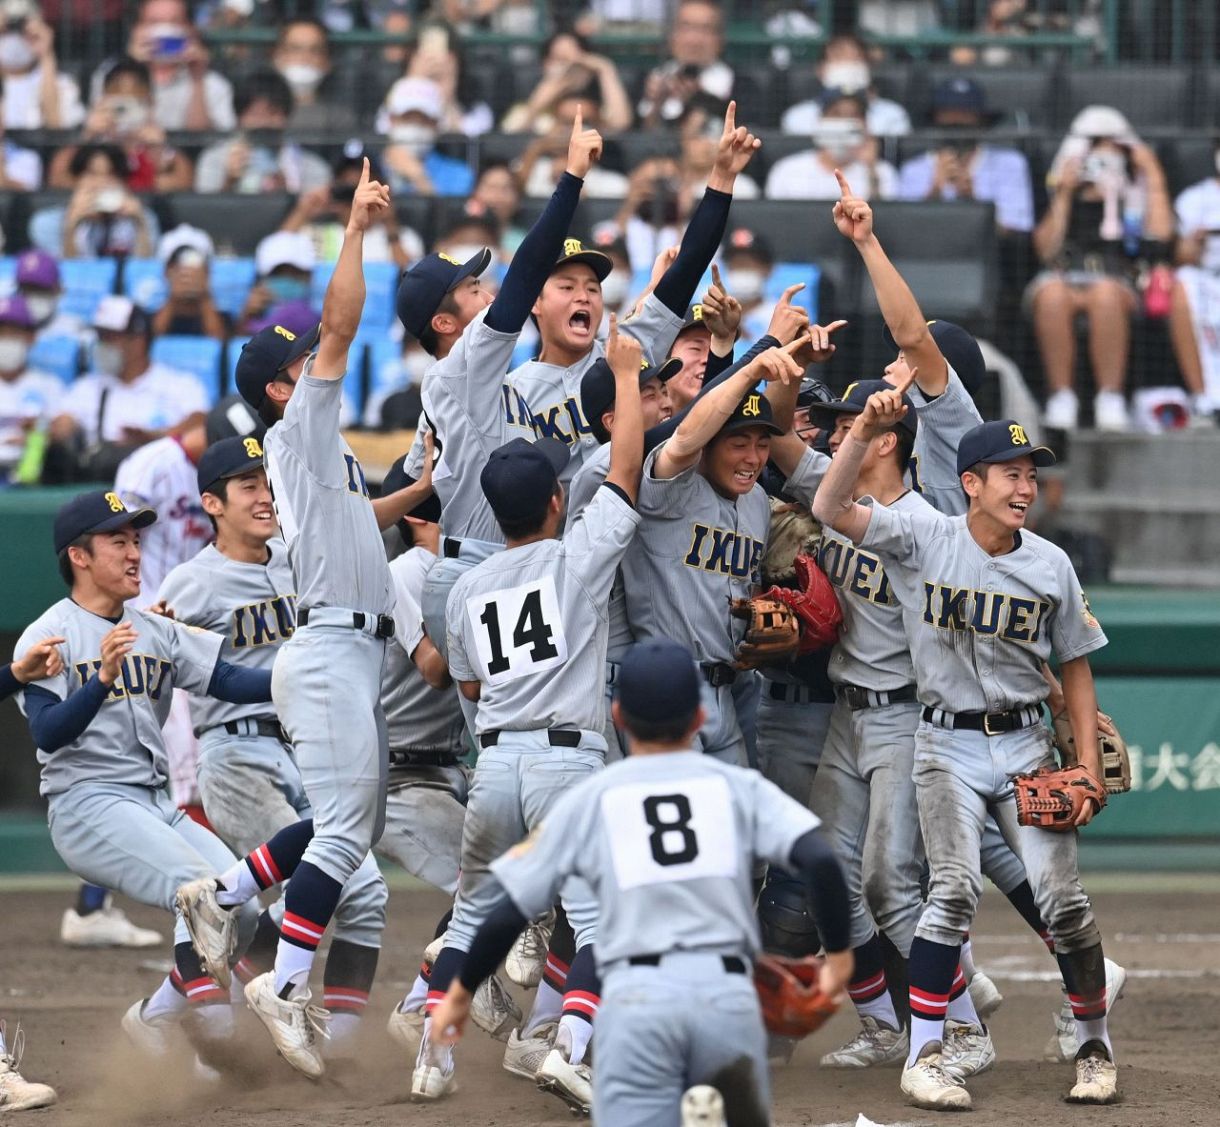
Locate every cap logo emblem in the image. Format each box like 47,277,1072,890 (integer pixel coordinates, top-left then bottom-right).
640,358,649,370
1008,423,1029,446
104,492,125,513
437,252,461,266
843,381,859,398
563,238,583,257
742,394,762,418
273,326,296,341
243,437,263,458
692,305,703,320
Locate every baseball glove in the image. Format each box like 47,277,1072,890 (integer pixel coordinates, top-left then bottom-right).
754,953,839,1039
1052,713,1132,794
1012,765,1107,831
765,553,842,654
730,595,800,669
761,500,822,586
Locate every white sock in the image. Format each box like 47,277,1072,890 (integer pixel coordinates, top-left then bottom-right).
190,1003,235,1040
945,975,981,1027
1075,1017,1112,1057
0,1027,7,1056
328,1011,361,1047
907,1016,945,1067
558,1015,593,1065
400,972,429,1014
854,989,900,1030
215,862,259,907
145,974,189,1021
523,981,563,1038
958,938,977,980
272,942,315,997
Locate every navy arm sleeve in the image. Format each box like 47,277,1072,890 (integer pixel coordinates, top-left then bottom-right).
25,678,109,752
458,894,530,993
485,173,583,334
652,188,732,316
789,828,852,953
704,345,734,383
0,663,20,701
207,662,273,704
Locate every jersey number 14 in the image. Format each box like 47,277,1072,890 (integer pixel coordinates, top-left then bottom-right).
466,577,569,686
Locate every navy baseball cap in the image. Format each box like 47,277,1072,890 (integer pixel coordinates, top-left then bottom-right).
198,435,264,496
382,449,443,538
677,303,710,335
396,248,493,342
480,437,570,524
616,638,701,725
718,390,784,438
882,319,986,394
206,394,266,445
54,490,156,555
551,237,613,282
234,322,320,410
807,378,919,438
931,76,988,115
796,376,833,410
580,355,682,435
956,419,1056,476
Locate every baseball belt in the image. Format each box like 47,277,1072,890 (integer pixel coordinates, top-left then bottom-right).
838,683,918,711
297,606,395,639
628,954,748,974
388,748,462,768
922,704,1042,735
768,681,836,705
221,718,288,742
700,662,738,688
478,729,581,749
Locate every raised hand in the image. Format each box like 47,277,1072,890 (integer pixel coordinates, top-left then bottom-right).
565,103,604,180
711,101,762,185
803,319,848,365
854,366,916,438
749,336,809,386
606,311,643,377
11,637,66,683
348,157,391,234
700,264,742,340
764,283,811,345
98,622,138,687
831,169,873,243
430,987,473,1047
418,427,436,492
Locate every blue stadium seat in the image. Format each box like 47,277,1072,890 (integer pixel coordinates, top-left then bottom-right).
123,258,168,312
310,261,399,330
225,335,251,396
0,256,16,292
767,263,822,322
151,335,223,404
28,334,81,383
210,258,257,319
367,338,405,401
59,259,118,320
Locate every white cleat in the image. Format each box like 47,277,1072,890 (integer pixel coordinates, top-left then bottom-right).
900,1044,972,1111
536,1046,593,1117
1044,958,1127,1062
0,1027,57,1111
940,1020,996,1079
820,1017,908,1068
175,879,237,989
503,1022,557,1080
471,973,522,1041
243,972,328,1079
411,1035,456,1102
61,897,162,948
1066,1040,1119,1104
120,998,179,1056
680,1084,726,1127
967,970,1004,1019
387,1005,425,1059
506,909,555,988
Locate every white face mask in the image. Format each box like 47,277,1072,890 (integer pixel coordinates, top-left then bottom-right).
279,63,324,93
93,341,124,377
599,272,629,309
108,96,150,133
815,118,864,163
442,243,485,265
22,293,56,326
822,60,870,93
0,338,28,372
403,348,432,384
0,33,35,72
390,123,437,155
723,268,766,305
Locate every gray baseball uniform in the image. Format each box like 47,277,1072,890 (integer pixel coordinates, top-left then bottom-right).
908,365,981,517
491,750,818,1125
441,483,640,951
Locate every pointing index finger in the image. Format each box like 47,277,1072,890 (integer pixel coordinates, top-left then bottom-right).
572,102,583,135
710,262,723,290
824,319,848,334
834,168,853,198
894,365,918,396
359,156,371,185
723,99,736,135
780,282,806,304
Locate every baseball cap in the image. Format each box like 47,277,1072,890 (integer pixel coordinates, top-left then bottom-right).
580,355,682,436
53,490,156,555
796,376,833,410
615,638,701,726
931,76,988,115
480,437,570,525
197,435,264,495
551,237,613,282
0,294,34,329
206,395,266,444
717,390,784,438
382,450,443,539
724,227,774,265
255,231,316,277
248,299,320,337
234,322,320,410
677,303,710,335
385,76,444,121
806,378,919,439
956,419,1055,476
882,319,986,394
92,295,150,337
396,248,493,341
15,249,59,290
157,224,214,265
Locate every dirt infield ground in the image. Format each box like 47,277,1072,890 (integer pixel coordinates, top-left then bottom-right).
2,879,1219,1126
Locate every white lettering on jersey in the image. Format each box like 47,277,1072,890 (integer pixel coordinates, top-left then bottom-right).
466,576,569,687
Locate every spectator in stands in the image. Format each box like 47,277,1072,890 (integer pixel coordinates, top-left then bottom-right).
280,150,425,268
591,234,633,318
780,32,910,139
434,213,504,273
896,76,1033,234
575,0,669,35
721,226,776,340
364,338,429,430
14,250,82,338
518,90,628,200
237,231,318,334
1032,106,1173,432
0,2,83,128
194,70,331,195
272,17,356,133
48,296,209,453
766,89,897,200
49,57,192,193
31,143,158,258
949,0,1043,67
0,295,62,481
501,30,632,134
0,77,41,187
109,0,235,131
151,226,226,341
471,162,525,251
638,0,734,128
390,21,493,136
378,76,474,197
1169,142,1220,424
678,93,760,200
378,10,414,66
602,155,683,271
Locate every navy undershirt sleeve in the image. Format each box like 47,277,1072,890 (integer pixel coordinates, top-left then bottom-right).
207,662,273,704
0,663,21,702
25,678,109,752
458,894,529,992
790,828,852,953
653,188,732,316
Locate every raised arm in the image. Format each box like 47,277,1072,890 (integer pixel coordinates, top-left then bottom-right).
604,314,645,504
372,431,436,531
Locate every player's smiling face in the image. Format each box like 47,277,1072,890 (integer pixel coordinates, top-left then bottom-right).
534,264,603,354
218,469,277,543
967,455,1038,530
705,427,771,496
76,527,142,601
640,376,671,427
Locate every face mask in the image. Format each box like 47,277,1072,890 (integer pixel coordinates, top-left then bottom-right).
403,348,432,384
94,341,124,377
442,243,484,265
22,293,56,326
0,338,28,371
264,276,311,303
723,268,766,305
822,61,870,93
279,63,324,93
108,96,150,134
0,33,35,71
390,123,436,155
815,118,864,163
599,272,628,309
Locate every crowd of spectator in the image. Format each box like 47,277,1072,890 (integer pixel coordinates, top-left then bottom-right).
0,0,1217,491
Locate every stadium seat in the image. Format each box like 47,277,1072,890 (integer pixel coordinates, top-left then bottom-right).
767,263,822,322
1163,135,1217,197
209,257,257,319
123,258,168,312
0,255,15,292
151,335,223,403
28,334,81,383
1061,65,1194,129
225,335,250,396
160,193,295,256
909,66,1061,130
58,258,118,320
310,261,399,329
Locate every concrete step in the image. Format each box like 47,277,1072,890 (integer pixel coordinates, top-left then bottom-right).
1064,429,1220,495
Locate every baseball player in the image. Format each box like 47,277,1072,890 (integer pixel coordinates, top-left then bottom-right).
813,387,1120,1110
14,490,273,1061
428,637,855,1127
178,159,436,1079
413,319,647,1111
158,436,389,1056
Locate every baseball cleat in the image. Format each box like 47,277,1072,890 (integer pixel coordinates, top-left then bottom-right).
940,1020,996,1079
387,1005,425,1059
0,1027,57,1111
966,970,1004,1018
175,879,237,989
536,1046,592,1117
900,1044,972,1111
1044,958,1127,1062
506,909,555,988
820,1017,908,1068
680,1084,726,1127
1066,1040,1118,1104
422,935,444,966
243,972,329,1079
471,973,522,1041
121,998,179,1056
503,1022,557,1080
411,1035,456,1102
61,897,162,948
